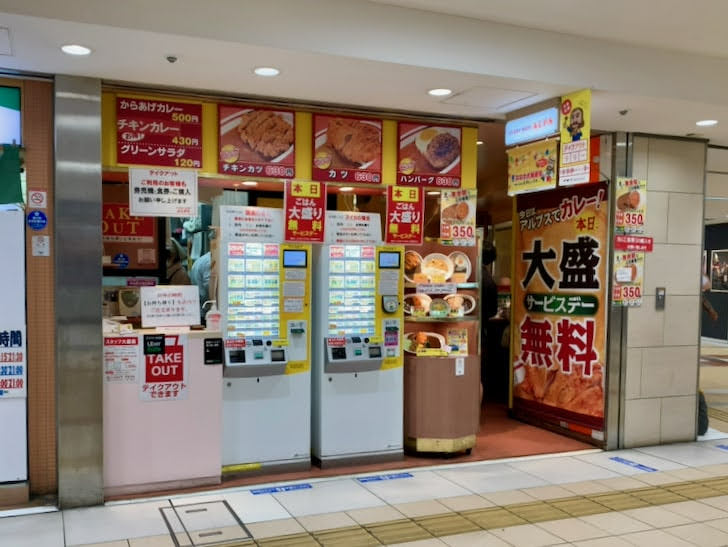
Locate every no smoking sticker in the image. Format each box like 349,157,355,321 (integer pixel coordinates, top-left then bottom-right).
28,190,47,209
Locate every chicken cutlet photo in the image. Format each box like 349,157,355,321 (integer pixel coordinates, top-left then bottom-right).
237,110,293,159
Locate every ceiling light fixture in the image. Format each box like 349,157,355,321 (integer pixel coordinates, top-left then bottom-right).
477,140,484,145
339,186,354,192
242,181,258,186
253,66,280,77
696,119,718,127
427,191,440,196
61,44,92,56
427,88,452,97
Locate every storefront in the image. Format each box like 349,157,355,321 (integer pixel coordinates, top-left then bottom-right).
0,74,708,509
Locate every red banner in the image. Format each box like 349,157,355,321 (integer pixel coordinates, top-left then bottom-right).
284,181,326,242
116,97,202,168
385,186,424,245
312,114,382,183
141,335,187,401
397,123,462,187
218,105,295,178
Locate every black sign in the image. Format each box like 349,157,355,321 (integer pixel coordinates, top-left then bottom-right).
144,334,165,355
204,338,224,365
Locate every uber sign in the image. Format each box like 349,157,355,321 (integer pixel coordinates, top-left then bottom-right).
141,335,188,401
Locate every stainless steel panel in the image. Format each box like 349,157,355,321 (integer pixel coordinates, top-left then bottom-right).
54,75,103,508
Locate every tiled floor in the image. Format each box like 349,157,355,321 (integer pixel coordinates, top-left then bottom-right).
10,440,728,545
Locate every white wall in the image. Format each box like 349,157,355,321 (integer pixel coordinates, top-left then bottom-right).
622,136,706,447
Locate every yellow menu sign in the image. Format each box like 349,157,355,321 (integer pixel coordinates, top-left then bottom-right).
559,89,591,186
507,140,557,196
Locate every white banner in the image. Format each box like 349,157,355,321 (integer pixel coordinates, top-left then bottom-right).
129,168,198,218
140,285,200,328
324,211,382,245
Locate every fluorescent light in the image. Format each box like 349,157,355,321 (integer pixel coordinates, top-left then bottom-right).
61,44,92,56
427,191,440,196
428,88,452,97
253,66,280,77
339,186,354,192
477,140,484,145
696,119,718,127
242,181,258,186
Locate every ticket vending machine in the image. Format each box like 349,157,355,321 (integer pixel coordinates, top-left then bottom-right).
219,206,312,472
312,211,404,466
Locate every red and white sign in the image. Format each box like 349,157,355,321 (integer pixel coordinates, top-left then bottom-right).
129,168,198,218
327,337,347,347
397,123,462,188
385,186,424,245
224,339,247,348
28,190,47,209
117,97,202,169
218,105,295,178
141,335,187,401
614,235,653,252
312,114,382,183
284,181,326,242
440,189,477,246
103,336,140,384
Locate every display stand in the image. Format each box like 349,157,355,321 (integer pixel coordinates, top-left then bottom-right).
403,235,481,454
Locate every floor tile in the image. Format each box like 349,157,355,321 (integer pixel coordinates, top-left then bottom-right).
440,530,511,546
579,511,653,534
595,476,651,491
272,478,384,516
435,463,548,494
521,485,578,500
0,512,64,547
64,501,172,545
296,511,357,532
361,471,470,505
394,500,451,518
481,489,537,506
575,450,685,476
172,490,291,523
128,536,175,547
346,505,406,525
537,517,608,542
620,529,695,546
629,471,684,486
637,443,728,467
561,481,614,496
664,522,728,546
437,494,494,512
698,463,728,476
700,494,728,511
663,467,713,481
706,516,728,533
660,499,728,521
387,539,445,546
489,522,564,546
509,457,620,484
623,505,693,528
70,542,129,547
572,537,633,547
246,517,305,539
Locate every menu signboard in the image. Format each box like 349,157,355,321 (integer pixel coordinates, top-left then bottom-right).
312,114,382,183
613,251,644,307
116,97,202,168
507,140,558,196
385,186,424,245
513,182,608,440
615,177,647,234
284,181,326,243
397,123,462,187
218,105,295,178
440,189,476,246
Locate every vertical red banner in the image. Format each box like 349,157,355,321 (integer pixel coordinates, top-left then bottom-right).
284,181,326,242
385,186,424,245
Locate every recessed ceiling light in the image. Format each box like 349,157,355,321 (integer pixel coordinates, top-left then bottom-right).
477,140,484,145
339,186,354,192
61,44,92,56
242,181,258,186
253,66,280,77
428,88,452,97
696,119,718,127
427,191,440,195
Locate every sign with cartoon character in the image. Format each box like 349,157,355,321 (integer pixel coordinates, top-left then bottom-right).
559,89,591,187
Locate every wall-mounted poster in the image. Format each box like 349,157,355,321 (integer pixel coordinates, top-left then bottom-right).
397,123,461,187
218,105,295,178
711,249,728,292
312,114,382,183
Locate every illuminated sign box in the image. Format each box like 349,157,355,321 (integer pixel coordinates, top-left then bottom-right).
0,86,21,145
505,107,558,147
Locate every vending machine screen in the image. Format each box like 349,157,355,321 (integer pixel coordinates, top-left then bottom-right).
283,249,307,268
327,245,376,337
226,242,281,338
378,251,400,269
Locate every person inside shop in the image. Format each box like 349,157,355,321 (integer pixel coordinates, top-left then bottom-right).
480,241,499,403
165,237,191,285
190,253,212,322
